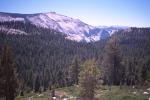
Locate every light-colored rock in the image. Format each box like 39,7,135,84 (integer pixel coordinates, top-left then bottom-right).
147,88,150,91
38,94,44,97
143,91,149,94
52,97,56,100
132,92,137,94
28,96,33,100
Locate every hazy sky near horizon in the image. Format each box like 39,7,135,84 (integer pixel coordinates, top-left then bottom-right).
0,0,150,27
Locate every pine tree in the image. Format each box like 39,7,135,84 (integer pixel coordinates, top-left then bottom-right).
102,37,123,86
0,45,18,100
34,75,41,93
123,57,143,86
79,59,100,100
69,56,80,85
0,57,5,97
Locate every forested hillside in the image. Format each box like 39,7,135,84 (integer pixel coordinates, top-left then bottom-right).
0,21,106,93
0,21,150,95
102,28,150,86
114,28,150,85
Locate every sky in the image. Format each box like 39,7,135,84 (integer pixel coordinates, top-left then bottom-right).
0,0,150,27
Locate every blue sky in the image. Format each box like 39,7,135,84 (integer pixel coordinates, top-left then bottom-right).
0,0,150,27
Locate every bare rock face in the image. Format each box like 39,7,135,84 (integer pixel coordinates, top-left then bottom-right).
0,12,128,42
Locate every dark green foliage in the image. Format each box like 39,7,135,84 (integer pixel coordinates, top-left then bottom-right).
0,21,150,94
34,75,41,93
112,28,150,85
0,21,101,91
69,56,81,85
0,45,18,100
122,58,143,85
102,37,123,86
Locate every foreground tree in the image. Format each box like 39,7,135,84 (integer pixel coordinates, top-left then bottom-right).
79,59,100,100
102,37,123,87
0,45,18,100
0,57,5,98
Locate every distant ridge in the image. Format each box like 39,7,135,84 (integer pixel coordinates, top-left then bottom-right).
0,12,128,42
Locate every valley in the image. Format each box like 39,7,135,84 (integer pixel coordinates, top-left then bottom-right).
0,12,150,100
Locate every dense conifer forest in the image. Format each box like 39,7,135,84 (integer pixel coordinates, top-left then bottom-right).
0,21,150,97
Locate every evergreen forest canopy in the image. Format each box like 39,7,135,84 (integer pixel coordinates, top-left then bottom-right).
0,21,150,95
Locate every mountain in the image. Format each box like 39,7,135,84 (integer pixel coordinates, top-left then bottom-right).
0,26,150,90
0,12,128,42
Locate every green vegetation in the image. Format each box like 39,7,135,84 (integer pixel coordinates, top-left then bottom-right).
15,86,150,100
99,86,149,100
79,59,100,100
0,21,102,92
0,22,150,99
